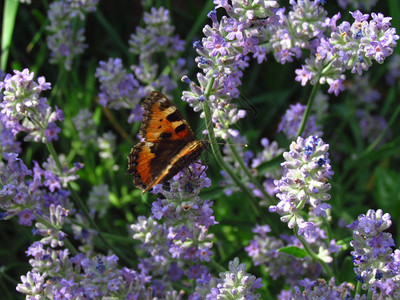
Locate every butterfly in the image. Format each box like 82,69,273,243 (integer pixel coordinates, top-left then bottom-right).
126,91,209,193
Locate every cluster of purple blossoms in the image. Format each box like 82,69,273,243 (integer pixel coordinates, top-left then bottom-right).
129,6,186,94
46,0,98,70
0,118,21,155
270,136,333,234
192,257,263,300
33,155,83,193
279,278,360,299
95,58,145,117
296,10,399,95
348,209,400,296
278,103,323,140
0,151,80,227
245,224,332,285
182,1,278,139
261,0,328,65
131,164,216,297
96,7,186,123
17,243,153,299
0,69,63,143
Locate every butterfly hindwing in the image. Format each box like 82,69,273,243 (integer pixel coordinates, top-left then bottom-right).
140,91,195,142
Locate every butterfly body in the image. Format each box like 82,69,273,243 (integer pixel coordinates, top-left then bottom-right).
127,92,209,193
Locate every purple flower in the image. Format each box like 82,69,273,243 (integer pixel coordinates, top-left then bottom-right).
271,136,332,230
0,69,62,143
348,209,399,292
278,103,323,139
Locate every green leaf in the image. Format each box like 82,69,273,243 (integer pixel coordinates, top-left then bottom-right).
278,246,308,258
1,0,19,70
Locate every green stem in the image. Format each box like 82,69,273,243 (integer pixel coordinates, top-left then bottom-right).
202,78,260,217
355,281,362,296
45,142,134,265
227,139,272,203
296,81,320,137
294,226,333,278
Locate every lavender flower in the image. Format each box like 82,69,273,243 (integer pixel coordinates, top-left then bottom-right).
280,278,359,299
127,7,186,103
130,163,216,296
0,69,63,143
0,153,38,223
182,2,278,139
0,119,21,155
193,257,263,299
270,136,333,231
33,155,83,192
261,0,328,65
348,209,400,294
18,243,153,299
278,103,323,139
297,10,399,94
245,224,324,285
95,58,145,114
46,0,98,70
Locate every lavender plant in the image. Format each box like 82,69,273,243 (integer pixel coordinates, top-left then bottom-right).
1,1,400,299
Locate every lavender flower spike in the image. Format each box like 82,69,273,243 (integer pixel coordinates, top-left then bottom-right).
348,209,399,294
270,136,333,230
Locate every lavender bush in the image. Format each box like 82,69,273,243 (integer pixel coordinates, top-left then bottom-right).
1,0,400,299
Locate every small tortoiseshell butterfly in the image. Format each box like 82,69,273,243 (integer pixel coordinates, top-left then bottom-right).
126,91,209,193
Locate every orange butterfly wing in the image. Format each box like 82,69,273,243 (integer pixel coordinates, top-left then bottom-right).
126,92,208,193
140,91,195,142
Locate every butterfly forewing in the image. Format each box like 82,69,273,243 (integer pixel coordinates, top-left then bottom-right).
140,91,195,142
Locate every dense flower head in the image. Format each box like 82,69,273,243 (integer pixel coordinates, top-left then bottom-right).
95,58,145,113
18,243,153,299
33,154,83,193
261,0,328,65
182,2,278,139
296,10,399,95
270,136,333,231
0,69,63,143
348,209,400,293
245,224,324,285
0,153,36,224
129,163,217,296
0,119,21,155
128,7,186,99
46,0,98,70
195,257,263,299
129,7,180,58
131,215,212,296
280,278,358,299
278,103,323,139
